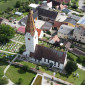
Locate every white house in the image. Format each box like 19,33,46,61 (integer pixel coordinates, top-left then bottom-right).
58,25,74,39
73,26,85,43
23,10,67,69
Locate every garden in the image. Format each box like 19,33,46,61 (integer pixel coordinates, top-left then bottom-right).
18,61,85,85
6,65,36,85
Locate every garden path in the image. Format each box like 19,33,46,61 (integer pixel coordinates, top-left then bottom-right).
10,39,24,44
77,63,85,71
4,54,19,85
0,50,16,54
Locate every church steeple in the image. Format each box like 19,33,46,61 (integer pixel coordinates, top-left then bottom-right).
25,10,36,36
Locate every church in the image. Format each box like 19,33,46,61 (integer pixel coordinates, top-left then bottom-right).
23,10,67,69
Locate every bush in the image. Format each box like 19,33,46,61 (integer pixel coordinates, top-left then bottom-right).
67,52,77,61
18,45,25,54
65,61,78,74
22,65,29,72
81,80,85,85
36,65,39,70
50,82,53,85
77,55,85,63
18,78,23,85
15,1,21,8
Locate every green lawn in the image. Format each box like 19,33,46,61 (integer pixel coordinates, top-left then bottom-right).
56,68,85,85
6,65,36,85
20,61,85,85
0,61,8,78
20,61,53,75
0,0,28,12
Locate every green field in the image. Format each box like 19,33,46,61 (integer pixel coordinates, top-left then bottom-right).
0,61,8,78
20,61,85,85
0,0,29,12
6,65,36,85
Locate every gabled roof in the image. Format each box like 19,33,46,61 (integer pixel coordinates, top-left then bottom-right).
30,45,66,64
37,7,58,20
54,21,68,28
58,25,74,34
19,11,38,26
17,26,25,34
64,18,77,25
62,8,70,14
50,35,60,42
77,15,85,25
25,10,36,36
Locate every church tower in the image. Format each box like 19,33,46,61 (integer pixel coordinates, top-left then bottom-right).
23,10,38,56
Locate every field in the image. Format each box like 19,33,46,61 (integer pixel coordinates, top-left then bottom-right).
0,0,29,12
6,65,36,85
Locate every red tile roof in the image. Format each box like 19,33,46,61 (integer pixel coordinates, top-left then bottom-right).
56,4,67,10
17,26,25,34
30,45,66,64
36,28,42,37
50,35,60,42
54,21,68,29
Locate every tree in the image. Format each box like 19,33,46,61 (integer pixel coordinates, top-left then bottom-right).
18,45,25,54
77,55,85,63
15,1,21,8
81,80,85,85
65,61,78,74
0,24,15,43
22,65,29,72
18,78,23,85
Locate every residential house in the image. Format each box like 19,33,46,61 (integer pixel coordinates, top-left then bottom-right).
17,26,25,34
64,18,77,27
58,25,74,39
54,21,68,29
76,15,85,28
37,7,58,21
73,26,85,43
23,10,67,69
49,35,60,44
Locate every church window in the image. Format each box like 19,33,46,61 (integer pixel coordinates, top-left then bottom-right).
44,58,46,62
28,38,30,40
58,62,60,67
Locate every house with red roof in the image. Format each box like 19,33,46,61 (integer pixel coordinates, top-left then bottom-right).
49,35,60,44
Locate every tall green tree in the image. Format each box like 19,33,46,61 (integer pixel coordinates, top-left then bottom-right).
0,24,15,43
15,1,21,8
65,61,78,74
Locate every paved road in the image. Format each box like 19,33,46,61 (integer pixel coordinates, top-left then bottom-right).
4,55,19,85
0,50,17,54
77,63,85,71
43,73,73,85
4,54,19,74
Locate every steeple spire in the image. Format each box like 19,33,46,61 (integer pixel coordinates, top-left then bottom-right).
25,10,36,36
